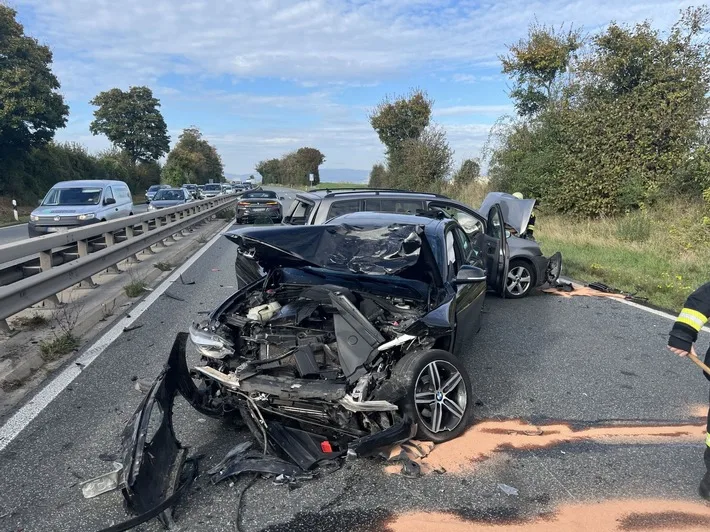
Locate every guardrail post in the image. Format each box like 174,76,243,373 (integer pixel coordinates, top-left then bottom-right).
103,232,122,273
76,239,98,288
140,222,156,254
125,226,140,264
154,217,167,248
38,250,62,308
0,318,12,336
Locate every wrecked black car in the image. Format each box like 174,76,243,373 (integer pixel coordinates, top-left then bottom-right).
85,210,508,527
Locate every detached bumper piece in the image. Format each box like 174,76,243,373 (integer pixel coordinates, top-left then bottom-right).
87,335,199,532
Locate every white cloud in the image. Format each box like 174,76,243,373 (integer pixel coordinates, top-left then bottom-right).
18,0,693,83
435,105,514,117
15,0,695,172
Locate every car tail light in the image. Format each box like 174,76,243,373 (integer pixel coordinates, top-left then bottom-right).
238,201,249,206
266,201,279,205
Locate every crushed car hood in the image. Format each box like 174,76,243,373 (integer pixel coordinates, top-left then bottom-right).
225,222,429,276
479,192,535,235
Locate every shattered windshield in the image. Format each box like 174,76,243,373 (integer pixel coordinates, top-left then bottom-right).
231,222,424,275
326,223,422,274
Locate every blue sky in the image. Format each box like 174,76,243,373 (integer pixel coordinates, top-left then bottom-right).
13,0,694,174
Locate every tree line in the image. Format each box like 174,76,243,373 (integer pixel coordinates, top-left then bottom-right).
489,7,710,216
365,8,709,219
256,148,325,186
0,6,224,203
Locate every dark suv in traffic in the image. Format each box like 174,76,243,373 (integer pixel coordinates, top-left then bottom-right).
281,188,561,298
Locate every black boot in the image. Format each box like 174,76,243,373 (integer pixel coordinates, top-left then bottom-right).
700,472,710,501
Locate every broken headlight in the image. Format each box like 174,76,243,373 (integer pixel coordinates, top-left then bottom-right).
189,323,233,360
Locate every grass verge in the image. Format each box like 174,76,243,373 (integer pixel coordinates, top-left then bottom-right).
40,333,79,361
537,201,709,312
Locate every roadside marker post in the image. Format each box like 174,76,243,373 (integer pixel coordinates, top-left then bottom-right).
12,199,18,221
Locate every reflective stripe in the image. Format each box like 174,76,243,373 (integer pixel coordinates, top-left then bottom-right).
706,432,710,448
677,309,707,332
683,308,708,323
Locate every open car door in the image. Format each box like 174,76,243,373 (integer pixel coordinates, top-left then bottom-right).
484,203,508,296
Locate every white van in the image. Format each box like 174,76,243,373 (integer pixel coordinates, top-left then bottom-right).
29,180,134,237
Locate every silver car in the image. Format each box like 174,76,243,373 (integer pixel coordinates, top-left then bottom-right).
148,188,193,210
29,180,134,237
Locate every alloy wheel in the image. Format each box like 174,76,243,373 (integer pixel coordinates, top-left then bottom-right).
507,265,532,296
414,360,467,433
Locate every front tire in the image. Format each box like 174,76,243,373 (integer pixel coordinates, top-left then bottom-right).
394,350,472,443
505,259,535,299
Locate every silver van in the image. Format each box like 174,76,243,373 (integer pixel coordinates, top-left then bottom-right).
28,180,134,237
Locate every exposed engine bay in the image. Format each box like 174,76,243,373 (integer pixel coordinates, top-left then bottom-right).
188,275,436,443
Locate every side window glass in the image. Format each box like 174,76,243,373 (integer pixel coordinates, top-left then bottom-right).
285,200,313,225
379,199,423,214
364,198,381,211
327,200,360,219
104,187,114,201
452,226,477,265
445,230,457,277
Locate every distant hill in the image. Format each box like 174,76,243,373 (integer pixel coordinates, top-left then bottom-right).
225,169,369,184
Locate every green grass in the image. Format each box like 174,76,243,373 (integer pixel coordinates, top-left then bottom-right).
124,280,147,297
40,333,79,361
537,202,709,311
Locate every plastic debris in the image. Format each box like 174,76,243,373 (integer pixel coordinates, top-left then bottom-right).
497,483,519,496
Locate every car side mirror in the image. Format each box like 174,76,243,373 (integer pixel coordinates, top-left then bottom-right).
454,265,486,284
38,199,42,206
279,196,285,200
104,197,116,205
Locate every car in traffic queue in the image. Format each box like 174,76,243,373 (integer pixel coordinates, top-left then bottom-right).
235,189,283,224
145,184,170,203
181,183,201,199
201,183,223,198
148,188,194,211
28,180,134,237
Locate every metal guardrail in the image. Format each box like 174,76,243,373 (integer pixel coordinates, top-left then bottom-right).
0,193,240,328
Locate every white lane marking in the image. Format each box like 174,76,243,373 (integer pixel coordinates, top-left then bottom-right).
560,277,710,335
0,227,229,452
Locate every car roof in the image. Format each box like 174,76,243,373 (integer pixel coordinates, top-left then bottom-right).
51,180,127,188
326,211,443,228
296,188,449,202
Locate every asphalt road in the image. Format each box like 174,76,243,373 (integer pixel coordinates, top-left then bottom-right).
0,204,149,246
1,210,709,531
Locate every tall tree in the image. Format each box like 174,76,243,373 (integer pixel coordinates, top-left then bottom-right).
256,159,282,185
370,90,432,162
368,163,388,188
501,23,582,116
90,86,170,164
295,147,325,185
161,127,223,186
396,126,453,192
0,6,68,152
453,159,481,185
